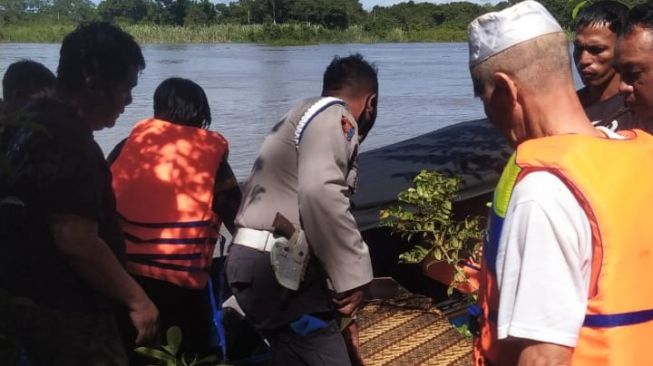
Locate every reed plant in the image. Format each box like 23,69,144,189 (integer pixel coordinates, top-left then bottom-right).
0,22,75,42
124,23,259,43
0,22,469,44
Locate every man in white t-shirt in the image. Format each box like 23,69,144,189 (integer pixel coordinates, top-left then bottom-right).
466,2,653,365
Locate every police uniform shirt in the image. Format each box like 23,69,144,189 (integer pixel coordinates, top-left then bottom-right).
235,97,373,294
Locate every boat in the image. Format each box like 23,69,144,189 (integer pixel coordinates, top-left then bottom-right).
347,118,512,365
353,117,512,232
353,117,511,294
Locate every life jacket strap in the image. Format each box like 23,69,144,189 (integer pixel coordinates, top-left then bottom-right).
124,232,218,245
127,256,209,273
119,213,214,228
583,309,653,328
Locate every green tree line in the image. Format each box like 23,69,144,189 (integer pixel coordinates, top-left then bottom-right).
0,0,649,42
0,0,497,29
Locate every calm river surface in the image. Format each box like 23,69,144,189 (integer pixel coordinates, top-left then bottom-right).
0,43,516,178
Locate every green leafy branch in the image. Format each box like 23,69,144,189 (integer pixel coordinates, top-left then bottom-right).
135,326,230,366
379,170,483,291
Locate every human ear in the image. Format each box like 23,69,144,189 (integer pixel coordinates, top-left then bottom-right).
365,93,377,112
492,72,518,106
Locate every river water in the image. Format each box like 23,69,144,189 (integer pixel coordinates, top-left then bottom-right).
0,42,558,179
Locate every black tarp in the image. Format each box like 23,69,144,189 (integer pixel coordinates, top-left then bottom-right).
352,118,513,231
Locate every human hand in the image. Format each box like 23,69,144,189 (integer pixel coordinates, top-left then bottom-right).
333,287,365,317
343,320,365,366
129,296,159,345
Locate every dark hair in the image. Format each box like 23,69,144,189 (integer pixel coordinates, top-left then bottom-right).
153,77,212,129
575,1,629,35
322,53,378,97
2,60,55,104
623,2,653,35
57,22,145,91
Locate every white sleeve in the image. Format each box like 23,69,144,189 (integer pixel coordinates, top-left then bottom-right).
495,171,592,347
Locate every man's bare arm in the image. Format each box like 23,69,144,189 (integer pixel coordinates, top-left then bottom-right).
50,214,158,344
212,159,242,235
517,341,573,366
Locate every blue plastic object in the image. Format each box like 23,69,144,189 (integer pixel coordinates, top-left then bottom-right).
290,315,328,336
208,276,227,361
208,236,228,361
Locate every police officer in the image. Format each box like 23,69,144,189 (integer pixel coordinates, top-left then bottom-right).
225,54,378,365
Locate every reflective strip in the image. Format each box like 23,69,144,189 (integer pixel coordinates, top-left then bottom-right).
119,214,213,228
583,309,653,328
493,153,520,218
485,153,520,276
124,232,218,245
294,97,345,149
128,257,209,273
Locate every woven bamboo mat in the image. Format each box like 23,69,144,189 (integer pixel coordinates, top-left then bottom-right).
358,301,472,366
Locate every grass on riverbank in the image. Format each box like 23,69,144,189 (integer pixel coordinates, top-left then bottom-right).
0,22,468,44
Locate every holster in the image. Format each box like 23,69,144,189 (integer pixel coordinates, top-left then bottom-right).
270,213,310,291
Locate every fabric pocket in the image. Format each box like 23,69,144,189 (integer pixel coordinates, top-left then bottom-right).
225,256,255,289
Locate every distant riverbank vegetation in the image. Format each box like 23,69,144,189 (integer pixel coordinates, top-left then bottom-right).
1,22,468,44
0,0,648,44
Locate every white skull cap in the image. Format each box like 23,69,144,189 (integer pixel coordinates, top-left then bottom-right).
468,0,562,67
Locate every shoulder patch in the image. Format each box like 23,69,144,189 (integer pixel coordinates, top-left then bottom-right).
341,116,356,141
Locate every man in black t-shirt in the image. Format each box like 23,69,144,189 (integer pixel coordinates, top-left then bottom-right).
0,23,158,366
573,1,644,131
0,60,55,152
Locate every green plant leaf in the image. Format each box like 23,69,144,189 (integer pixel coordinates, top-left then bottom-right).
166,326,183,356
195,354,218,364
434,248,442,261
454,323,473,339
162,344,176,355
572,0,589,20
380,169,483,298
134,347,176,362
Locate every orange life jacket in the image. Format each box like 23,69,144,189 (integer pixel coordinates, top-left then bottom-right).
111,118,228,289
474,130,653,366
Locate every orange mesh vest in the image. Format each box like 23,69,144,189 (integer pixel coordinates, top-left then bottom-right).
111,118,228,289
474,130,653,366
